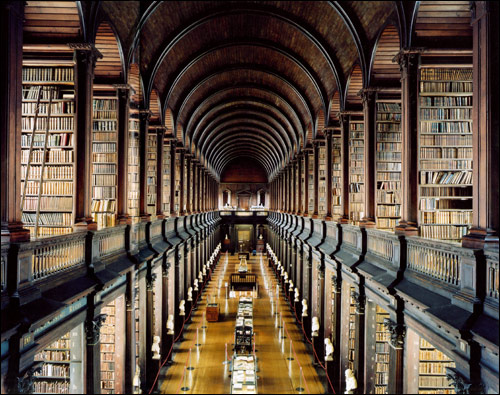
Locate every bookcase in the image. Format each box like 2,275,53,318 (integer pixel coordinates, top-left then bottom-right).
348,287,356,371
91,96,118,229
348,116,365,224
331,130,342,217
418,67,473,242
128,108,140,221
375,305,390,394
162,140,171,215
182,159,188,213
318,142,327,216
146,130,157,216
174,151,181,214
34,332,71,394
21,64,76,238
376,98,402,231
300,155,306,212
100,300,116,394
307,150,315,214
418,338,456,394
134,284,140,371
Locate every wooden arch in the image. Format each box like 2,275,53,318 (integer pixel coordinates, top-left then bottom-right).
94,21,124,83
370,24,401,85
345,64,363,109
127,63,144,107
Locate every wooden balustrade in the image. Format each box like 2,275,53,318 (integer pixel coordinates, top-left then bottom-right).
366,231,395,264
150,219,162,239
30,233,86,281
343,227,358,249
406,238,461,287
96,226,126,259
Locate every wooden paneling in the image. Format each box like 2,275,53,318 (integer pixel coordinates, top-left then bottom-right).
346,65,363,108
127,63,143,106
95,22,123,82
149,89,161,124
221,157,267,183
164,108,174,132
329,91,341,122
315,109,325,138
24,1,81,41
371,24,401,83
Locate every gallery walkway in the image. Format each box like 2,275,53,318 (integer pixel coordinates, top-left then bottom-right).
156,253,325,394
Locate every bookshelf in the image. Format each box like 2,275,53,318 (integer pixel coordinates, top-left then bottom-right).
101,300,116,394
91,97,118,229
146,131,157,217
376,99,402,231
134,284,140,372
308,150,315,214
182,159,188,213
21,65,76,238
375,305,390,394
174,151,181,214
318,142,327,216
348,287,356,371
418,67,473,242
418,338,456,394
162,140,171,215
34,332,71,394
349,116,365,225
128,108,140,221
331,130,342,217
301,155,306,212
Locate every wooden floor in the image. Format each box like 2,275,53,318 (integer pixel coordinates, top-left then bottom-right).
156,253,325,394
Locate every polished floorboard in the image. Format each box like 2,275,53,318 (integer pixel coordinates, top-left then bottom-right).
157,253,325,394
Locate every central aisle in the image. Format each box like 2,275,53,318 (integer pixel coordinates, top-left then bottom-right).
157,253,325,394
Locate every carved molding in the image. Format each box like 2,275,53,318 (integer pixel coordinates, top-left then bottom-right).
147,272,157,291
17,366,42,394
86,314,107,346
383,318,406,348
445,367,475,394
350,289,365,313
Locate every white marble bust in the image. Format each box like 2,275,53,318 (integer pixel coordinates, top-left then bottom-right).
193,279,198,291
152,335,161,360
325,338,334,361
302,299,308,316
166,314,174,334
179,300,185,315
133,365,141,393
345,369,358,394
187,287,193,301
312,316,320,336
294,287,300,302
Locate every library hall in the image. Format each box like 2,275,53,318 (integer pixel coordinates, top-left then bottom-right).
1,1,498,394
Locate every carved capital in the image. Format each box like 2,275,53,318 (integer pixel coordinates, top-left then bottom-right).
350,289,365,313
139,109,152,123
147,272,157,291
394,50,420,74
383,318,406,348
358,88,376,105
331,275,341,292
445,367,474,394
71,43,103,69
86,314,107,345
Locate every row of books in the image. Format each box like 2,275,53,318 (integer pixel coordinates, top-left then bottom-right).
93,132,117,142
420,211,472,224
376,124,401,133
34,381,70,394
420,134,472,146
377,190,401,203
93,99,117,110
92,143,117,153
420,186,472,197
93,120,117,131
23,197,73,211
377,205,401,217
22,116,74,132
377,218,399,229
21,181,73,195
93,164,116,174
26,226,73,237
420,68,472,81
420,121,471,134
420,160,472,171
23,67,74,82
420,96,472,107
377,172,401,181
420,108,471,120
418,376,452,388
35,350,70,362
100,301,116,395
93,174,117,187
420,81,472,93
22,101,74,114
377,162,401,171
377,113,401,121
377,152,401,161
91,199,116,212
92,153,117,163
22,212,72,226
420,147,472,159
22,133,74,147
420,171,472,185
92,187,116,199
419,198,471,210
35,363,69,378
22,165,73,180
21,149,74,164
420,225,469,240
377,102,401,112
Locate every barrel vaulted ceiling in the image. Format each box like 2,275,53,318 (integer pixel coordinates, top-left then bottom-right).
24,1,473,181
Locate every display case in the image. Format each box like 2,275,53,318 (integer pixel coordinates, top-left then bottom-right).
231,355,257,394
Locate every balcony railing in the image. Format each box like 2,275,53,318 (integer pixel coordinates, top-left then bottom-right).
96,226,126,259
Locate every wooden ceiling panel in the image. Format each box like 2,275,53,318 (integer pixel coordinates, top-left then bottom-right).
371,24,401,84
24,1,81,41
346,65,363,108
349,1,396,42
94,22,123,82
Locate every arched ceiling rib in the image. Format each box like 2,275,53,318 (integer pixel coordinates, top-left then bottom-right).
97,1,398,179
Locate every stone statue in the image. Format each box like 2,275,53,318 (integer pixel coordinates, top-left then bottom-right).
345,369,358,394
166,314,174,334
202,264,207,276
187,287,193,301
325,338,334,361
198,271,203,282
194,279,199,291
152,335,161,360
283,272,288,283
294,287,299,302
179,300,185,316
289,280,294,291
312,316,320,336
133,364,141,393
302,299,308,317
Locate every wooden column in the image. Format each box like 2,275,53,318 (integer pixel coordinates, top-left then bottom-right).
139,110,152,220
297,154,303,215
161,264,170,361
85,302,105,394
193,162,199,213
156,128,165,219
288,165,293,213
337,113,350,223
325,130,333,220
115,85,131,224
384,319,406,394
72,44,102,231
463,1,499,248
185,154,192,215
145,273,155,387
394,50,419,235
331,275,342,393
178,148,185,215
360,89,376,227
125,272,135,394
303,149,311,216
312,141,320,218
169,139,177,217
351,289,366,392
0,1,29,241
